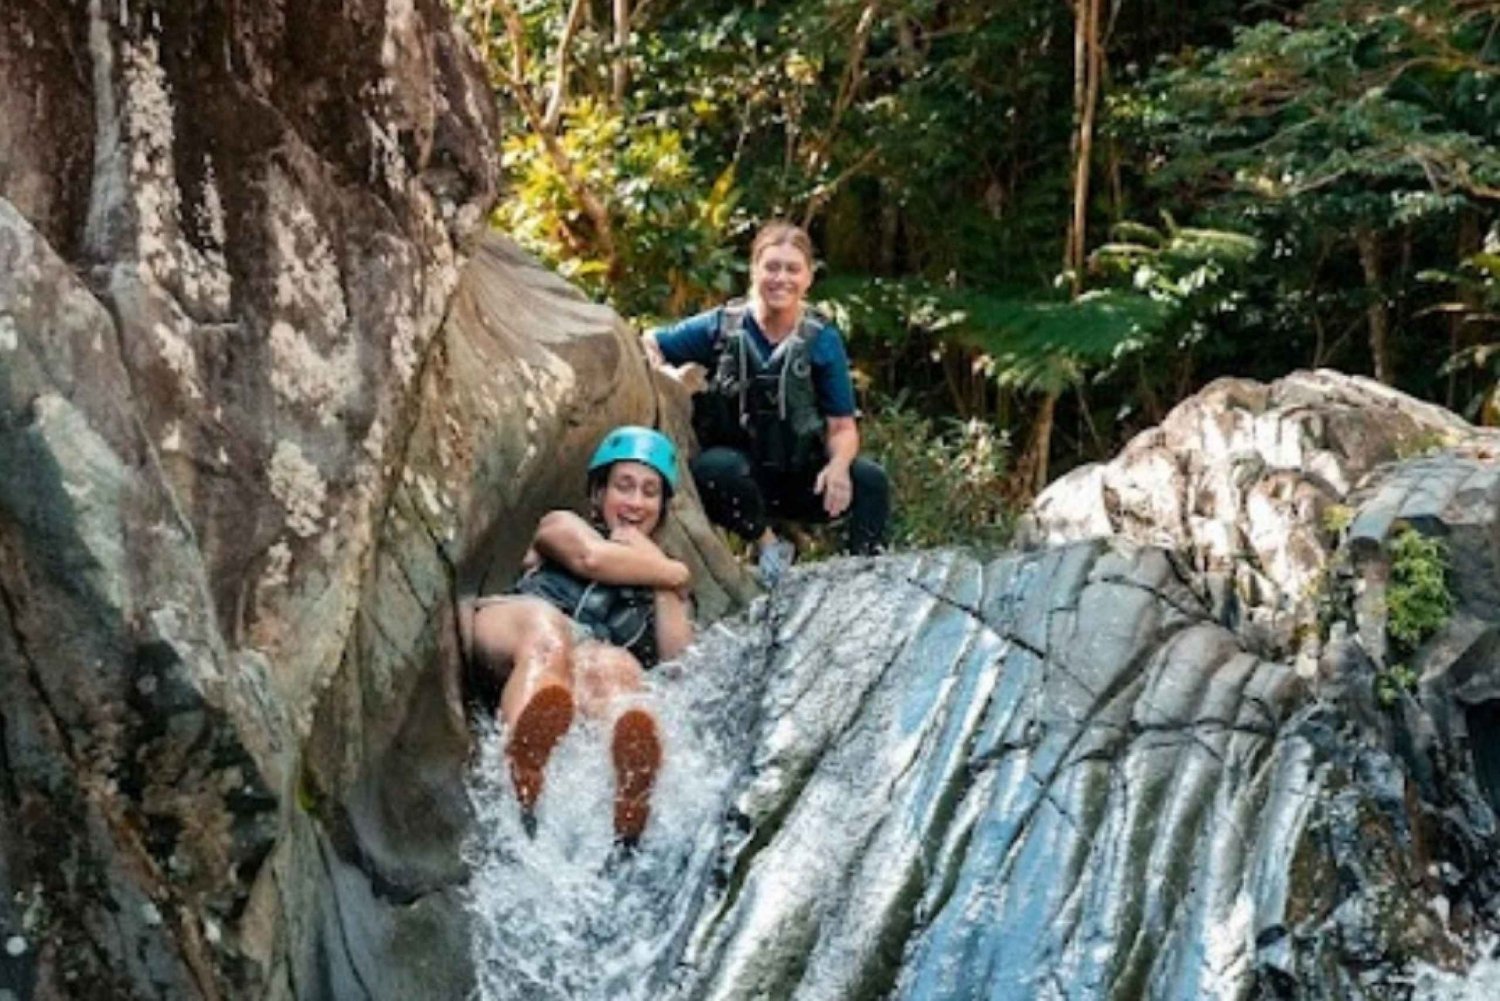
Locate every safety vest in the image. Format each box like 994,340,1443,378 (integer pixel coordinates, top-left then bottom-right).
694,301,828,474
512,560,659,667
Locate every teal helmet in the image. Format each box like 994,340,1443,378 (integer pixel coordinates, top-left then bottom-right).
587,425,680,496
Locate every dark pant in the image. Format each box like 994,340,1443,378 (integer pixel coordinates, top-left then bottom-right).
690,447,891,555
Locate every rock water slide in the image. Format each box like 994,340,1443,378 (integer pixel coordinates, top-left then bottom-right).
466,374,1500,1000
5,3,1500,1001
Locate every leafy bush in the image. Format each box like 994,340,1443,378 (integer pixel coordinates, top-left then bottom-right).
1386,525,1453,653
494,97,743,316
859,395,1017,553
1376,524,1453,706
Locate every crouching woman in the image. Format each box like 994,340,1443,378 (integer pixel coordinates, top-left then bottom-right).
463,426,692,846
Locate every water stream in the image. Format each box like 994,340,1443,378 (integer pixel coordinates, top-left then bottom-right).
466,620,763,1001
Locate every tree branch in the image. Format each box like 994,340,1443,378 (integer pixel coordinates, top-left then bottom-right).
612,0,631,108
800,147,880,228
796,0,882,190
493,0,528,84
542,0,589,133
489,0,617,269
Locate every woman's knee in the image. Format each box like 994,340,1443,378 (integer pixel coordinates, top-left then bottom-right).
850,456,890,500
475,600,573,675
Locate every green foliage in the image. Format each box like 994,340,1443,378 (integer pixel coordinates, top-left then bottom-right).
1385,524,1453,654
456,0,1500,491
813,275,960,348
1394,428,1457,459
1376,662,1420,708
1371,524,1453,706
493,97,744,314
1431,227,1500,418
1124,1,1500,213
1321,503,1355,536
463,0,1091,316
1116,0,1500,394
953,289,1171,394
858,394,1016,552
815,217,1261,405
1308,520,1452,708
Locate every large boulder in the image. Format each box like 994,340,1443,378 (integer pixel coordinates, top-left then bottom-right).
0,3,752,999
1023,371,1486,662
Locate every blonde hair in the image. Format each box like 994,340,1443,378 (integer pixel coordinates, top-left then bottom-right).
749,220,815,268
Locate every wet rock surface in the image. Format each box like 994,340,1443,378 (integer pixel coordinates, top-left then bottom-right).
471,478,1500,999
623,371,1500,1000
1,2,750,999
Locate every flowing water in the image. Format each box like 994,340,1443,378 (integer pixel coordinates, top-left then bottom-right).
466,619,765,1001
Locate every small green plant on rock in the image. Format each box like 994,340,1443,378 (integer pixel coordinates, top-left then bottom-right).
1375,663,1420,708
1306,504,1356,648
1321,503,1354,537
1394,430,1454,461
1377,524,1453,706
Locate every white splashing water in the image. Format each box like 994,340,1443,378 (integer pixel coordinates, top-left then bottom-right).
1409,944,1500,1001
465,625,758,1001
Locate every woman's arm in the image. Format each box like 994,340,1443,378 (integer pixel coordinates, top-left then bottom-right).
532,511,691,590
645,309,720,368
814,416,859,517
653,586,694,661
642,332,667,367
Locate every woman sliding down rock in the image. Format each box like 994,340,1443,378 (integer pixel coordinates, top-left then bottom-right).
461,426,693,848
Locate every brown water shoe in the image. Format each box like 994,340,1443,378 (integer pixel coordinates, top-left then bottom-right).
507,684,575,815
611,708,663,846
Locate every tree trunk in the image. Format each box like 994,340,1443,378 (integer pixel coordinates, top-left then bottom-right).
1456,210,1484,415
1047,0,1105,494
1355,227,1392,384
1018,388,1059,499
878,183,899,274
1065,0,1086,286
612,0,630,108
1064,0,1103,294
941,346,975,418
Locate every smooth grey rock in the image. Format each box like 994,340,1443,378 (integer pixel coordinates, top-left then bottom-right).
1023,371,1492,660
0,3,748,999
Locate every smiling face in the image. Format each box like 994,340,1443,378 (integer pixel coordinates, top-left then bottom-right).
750,241,813,316
595,460,667,534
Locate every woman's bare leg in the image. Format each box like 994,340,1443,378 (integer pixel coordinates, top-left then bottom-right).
573,643,662,845
471,599,576,813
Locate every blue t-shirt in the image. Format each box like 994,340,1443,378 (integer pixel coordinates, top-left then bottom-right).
653,307,857,418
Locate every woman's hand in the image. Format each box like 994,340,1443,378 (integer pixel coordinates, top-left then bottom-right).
814,461,853,518
610,524,662,553
613,525,691,590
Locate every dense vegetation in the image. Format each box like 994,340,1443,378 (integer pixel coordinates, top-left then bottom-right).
454,0,1500,540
